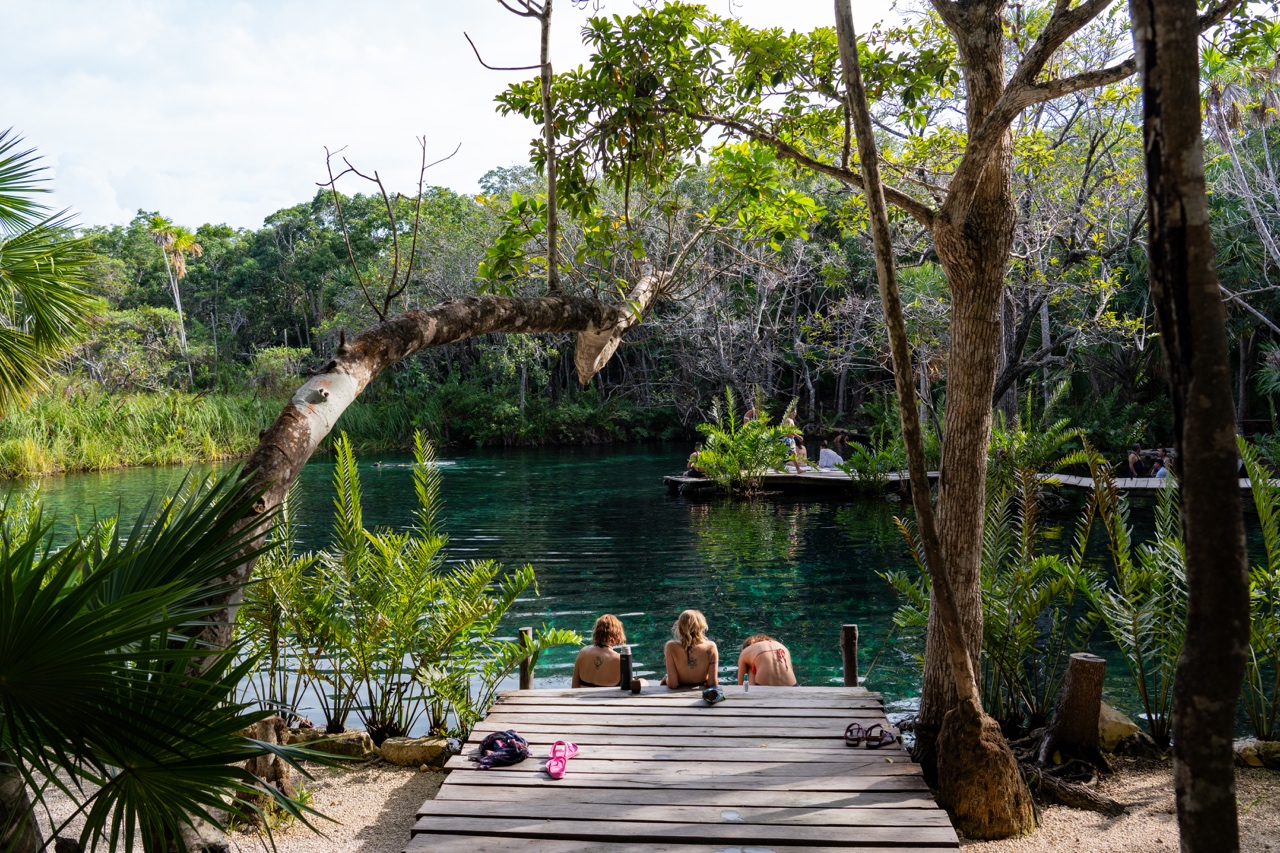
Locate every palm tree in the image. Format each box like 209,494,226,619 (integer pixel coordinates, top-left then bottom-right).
0,472,322,852
0,129,96,414
146,215,202,384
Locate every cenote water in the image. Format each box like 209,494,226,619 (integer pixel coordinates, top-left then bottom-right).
24,443,1265,734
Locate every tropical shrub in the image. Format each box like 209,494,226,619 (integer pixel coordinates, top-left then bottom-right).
240,431,579,742
694,388,795,494
1240,438,1280,740
0,471,320,851
884,424,1097,734
1083,447,1186,748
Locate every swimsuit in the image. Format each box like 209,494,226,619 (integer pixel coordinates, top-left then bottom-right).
745,643,792,682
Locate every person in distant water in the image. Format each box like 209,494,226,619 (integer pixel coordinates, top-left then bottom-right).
817,439,843,470
684,442,706,478
1128,442,1147,478
662,610,718,688
737,634,797,687
573,614,626,688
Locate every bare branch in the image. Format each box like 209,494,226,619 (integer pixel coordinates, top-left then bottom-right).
464,32,540,71
320,147,382,322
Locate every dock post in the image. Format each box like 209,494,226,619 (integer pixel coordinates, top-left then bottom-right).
518,627,534,690
841,624,859,686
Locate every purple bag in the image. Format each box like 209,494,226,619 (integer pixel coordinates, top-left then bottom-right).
472,729,530,769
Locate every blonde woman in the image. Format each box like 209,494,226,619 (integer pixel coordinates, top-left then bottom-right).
662,609,718,688
572,614,627,688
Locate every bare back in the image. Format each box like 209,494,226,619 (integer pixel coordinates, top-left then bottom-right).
663,639,718,688
737,640,796,686
572,645,620,688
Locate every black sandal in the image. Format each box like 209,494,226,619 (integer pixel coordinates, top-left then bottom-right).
844,722,866,747
863,723,897,749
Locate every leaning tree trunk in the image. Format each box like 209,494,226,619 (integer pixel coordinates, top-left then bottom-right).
914,4,1018,780
1130,1,1251,850
195,281,661,660
836,2,1035,839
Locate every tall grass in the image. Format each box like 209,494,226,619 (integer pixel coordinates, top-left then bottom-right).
0,384,289,479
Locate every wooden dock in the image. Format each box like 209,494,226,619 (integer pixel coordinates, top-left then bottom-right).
664,469,1277,497
407,685,959,852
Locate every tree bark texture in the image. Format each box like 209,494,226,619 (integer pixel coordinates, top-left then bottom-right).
917,0,1018,780
1130,1,1251,850
836,3,1034,837
197,286,659,657
539,0,561,293
1039,652,1108,770
0,760,43,853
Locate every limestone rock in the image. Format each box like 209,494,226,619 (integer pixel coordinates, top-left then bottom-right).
1235,738,1264,767
1114,730,1162,758
287,728,376,759
1258,739,1280,771
380,735,449,767
1098,702,1141,753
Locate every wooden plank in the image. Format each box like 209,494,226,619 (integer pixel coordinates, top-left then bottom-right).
407,836,955,853
485,704,879,718
466,731,861,749
494,693,884,708
500,686,879,699
458,744,910,763
439,769,930,792
476,712,882,729
410,816,959,847
417,800,954,827
445,757,919,777
429,786,940,809
468,722,874,739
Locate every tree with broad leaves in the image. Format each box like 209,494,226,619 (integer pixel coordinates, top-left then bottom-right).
497,0,1249,779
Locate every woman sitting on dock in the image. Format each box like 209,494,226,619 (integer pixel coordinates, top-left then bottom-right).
662,609,719,688
737,634,797,687
572,614,627,688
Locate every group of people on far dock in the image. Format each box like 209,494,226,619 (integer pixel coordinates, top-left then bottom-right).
571,611,797,689
683,412,852,479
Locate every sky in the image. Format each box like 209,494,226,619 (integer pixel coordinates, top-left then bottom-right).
0,0,899,230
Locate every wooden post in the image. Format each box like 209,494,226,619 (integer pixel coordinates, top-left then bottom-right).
841,624,859,687
518,627,534,690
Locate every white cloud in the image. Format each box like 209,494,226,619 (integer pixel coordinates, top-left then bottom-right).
0,0,897,229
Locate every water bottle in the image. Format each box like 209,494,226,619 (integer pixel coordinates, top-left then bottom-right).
744,672,750,693
619,644,632,690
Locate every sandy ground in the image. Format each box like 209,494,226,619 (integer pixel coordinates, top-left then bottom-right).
963,757,1280,853
227,762,444,853
34,756,1278,852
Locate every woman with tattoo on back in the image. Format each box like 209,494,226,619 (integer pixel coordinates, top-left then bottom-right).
661,609,719,688
572,614,626,688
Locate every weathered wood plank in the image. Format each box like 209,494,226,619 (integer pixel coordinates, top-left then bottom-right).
417,800,954,827
438,769,931,792
470,722,864,739
446,756,919,776
406,836,953,853
429,786,940,809
476,712,880,728
410,816,959,846
484,704,878,718
494,694,884,708
466,731,859,749
458,744,910,763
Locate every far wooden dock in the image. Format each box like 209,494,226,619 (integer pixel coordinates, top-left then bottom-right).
663,469,1277,497
407,685,959,852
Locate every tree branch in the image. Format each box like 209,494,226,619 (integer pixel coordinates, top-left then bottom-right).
686,111,937,229
463,32,541,71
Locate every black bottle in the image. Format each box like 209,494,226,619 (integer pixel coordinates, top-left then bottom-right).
619,644,632,690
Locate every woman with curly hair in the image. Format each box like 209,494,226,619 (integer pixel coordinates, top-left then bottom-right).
572,614,627,688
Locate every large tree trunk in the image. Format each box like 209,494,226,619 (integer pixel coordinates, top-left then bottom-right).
915,0,1017,779
1130,1,1251,851
1,759,43,853
196,285,660,659
836,2,1035,838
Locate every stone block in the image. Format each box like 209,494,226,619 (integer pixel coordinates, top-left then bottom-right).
380,735,450,767
1098,701,1141,752
286,728,376,759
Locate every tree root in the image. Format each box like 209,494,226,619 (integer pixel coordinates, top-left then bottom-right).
1008,728,1127,817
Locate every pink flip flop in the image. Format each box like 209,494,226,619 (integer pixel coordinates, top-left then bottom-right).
545,740,579,779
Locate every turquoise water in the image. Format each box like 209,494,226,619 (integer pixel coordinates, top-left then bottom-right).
22,443,1265,731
